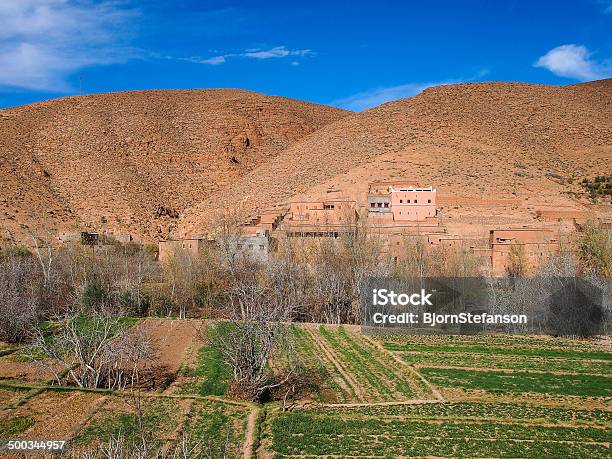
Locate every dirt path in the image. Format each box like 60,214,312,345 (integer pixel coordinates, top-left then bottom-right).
243,405,260,459
305,328,367,402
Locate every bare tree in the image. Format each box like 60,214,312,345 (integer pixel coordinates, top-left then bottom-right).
577,221,612,276
507,244,528,277
0,253,40,342
210,258,303,401
32,313,155,389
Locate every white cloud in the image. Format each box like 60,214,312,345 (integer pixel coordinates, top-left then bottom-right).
244,46,291,59
599,0,612,13
0,0,136,91
331,81,457,112
193,46,313,65
535,44,610,81
197,55,227,65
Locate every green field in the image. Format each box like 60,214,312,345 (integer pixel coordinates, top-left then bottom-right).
270,410,609,458
262,327,612,458
0,321,610,457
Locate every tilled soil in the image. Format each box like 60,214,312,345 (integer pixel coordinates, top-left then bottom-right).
0,356,59,384
136,319,205,389
4,390,104,440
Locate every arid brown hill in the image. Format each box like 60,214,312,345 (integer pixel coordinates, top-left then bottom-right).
179,80,612,237
0,89,348,244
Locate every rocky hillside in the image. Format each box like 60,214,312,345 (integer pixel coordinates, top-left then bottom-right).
0,89,348,244
179,80,612,237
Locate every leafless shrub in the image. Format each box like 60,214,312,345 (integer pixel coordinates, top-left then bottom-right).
577,221,612,277
32,313,155,389
161,245,227,318
310,256,353,324
0,254,41,342
72,430,229,459
393,238,430,278
208,257,307,401
506,244,528,277
485,277,541,334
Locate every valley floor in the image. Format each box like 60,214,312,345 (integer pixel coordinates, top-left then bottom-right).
0,319,610,458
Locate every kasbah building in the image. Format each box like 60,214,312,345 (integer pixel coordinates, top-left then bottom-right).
159,181,603,276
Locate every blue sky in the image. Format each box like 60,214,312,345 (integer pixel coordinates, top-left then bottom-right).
1,0,611,110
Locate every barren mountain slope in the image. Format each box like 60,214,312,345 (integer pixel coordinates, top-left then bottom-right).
0,89,348,244
179,80,612,237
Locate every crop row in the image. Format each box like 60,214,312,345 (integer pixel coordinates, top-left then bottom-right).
271,411,610,457
317,326,418,402
290,326,353,403
377,333,611,355
399,351,612,375
381,340,612,361
420,367,612,397
293,401,612,424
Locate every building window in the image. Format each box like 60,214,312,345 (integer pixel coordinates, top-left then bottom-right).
427,199,431,203
384,202,389,208
414,200,418,203
259,245,265,250
377,203,382,208
370,203,375,208
407,200,411,203
324,204,334,210
400,199,403,203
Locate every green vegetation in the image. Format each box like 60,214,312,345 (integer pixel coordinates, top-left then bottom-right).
581,175,612,202
318,325,417,401
400,351,611,374
2,324,611,458
271,410,610,458
177,322,232,396
316,401,612,424
195,324,233,396
72,315,140,334
265,331,612,457
380,335,612,375
289,325,352,402
182,400,249,457
420,367,612,397
578,221,612,276
0,416,33,438
73,397,180,452
381,337,611,360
